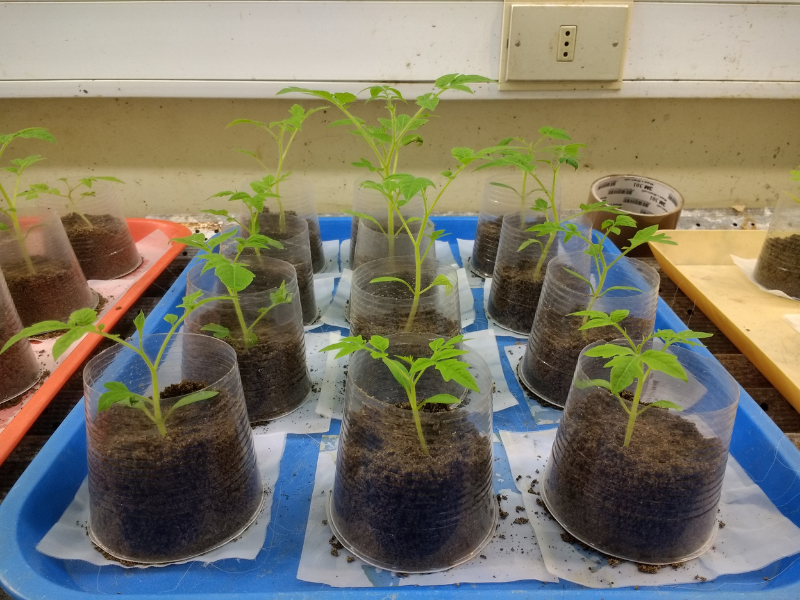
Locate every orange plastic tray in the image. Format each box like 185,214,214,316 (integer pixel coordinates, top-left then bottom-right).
0,218,190,466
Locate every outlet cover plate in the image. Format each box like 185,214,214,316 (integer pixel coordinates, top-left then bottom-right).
501,2,631,89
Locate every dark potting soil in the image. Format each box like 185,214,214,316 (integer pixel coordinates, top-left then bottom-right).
61,213,141,280
349,278,460,339
521,306,652,407
545,389,727,563
0,332,41,407
87,384,262,563
487,259,547,334
261,208,325,273
4,255,95,325
753,234,800,298
470,216,503,278
333,393,495,571
161,379,207,398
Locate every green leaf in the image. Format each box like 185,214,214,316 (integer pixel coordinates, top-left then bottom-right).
215,262,254,292
1,320,70,353
562,267,592,288
436,359,479,392
539,126,571,140
67,308,97,327
416,92,440,111
606,355,643,394
53,327,92,360
201,323,231,339
643,400,684,411
369,335,390,352
584,344,634,358
451,147,476,165
386,173,435,202
163,314,179,325
351,158,379,172
429,274,454,295
610,309,629,323
423,393,462,405
98,381,137,411
133,311,145,336
574,377,613,391
166,390,219,416
370,276,414,293
409,357,436,375
382,357,411,391
641,349,687,381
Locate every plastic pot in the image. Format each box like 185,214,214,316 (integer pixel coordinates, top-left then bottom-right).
83,333,263,564
541,339,739,564
348,256,460,339
0,206,97,325
486,214,591,335
38,183,141,280
349,181,424,267
753,194,800,299
267,178,326,273
471,175,541,278
519,253,659,407
231,215,317,325
184,257,311,423
329,333,496,573
0,267,41,405
352,218,436,270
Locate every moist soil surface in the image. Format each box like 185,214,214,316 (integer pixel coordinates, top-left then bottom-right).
4,255,95,325
62,213,141,280
753,234,800,298
487,259,547,334
87,382,262,563
470,216,503,278
520,307,652,407
333,391,495,571
349,278,460,339
544,389,727,563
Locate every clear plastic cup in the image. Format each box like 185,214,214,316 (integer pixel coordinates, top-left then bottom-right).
486,214,591,334
0,206,97,325
349,180,424,266
753,194,800,299
231,215,317,325
268,178,326,273
185,257,311,423
0,267,41,405
83,333,264,564
38,183,141,280
349,256,460,339
541,339,739,564
329,333,496,573
352,217,436,270
520,253,659,407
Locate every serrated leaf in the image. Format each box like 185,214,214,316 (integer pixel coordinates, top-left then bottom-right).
201,323,231,339
641,349,687,381
1,320,70,353
369,335,389,352
163,314,178,324
382,357,411,391
98,382,136,411
68,308,98,327
607,355,643,394
610,309,629,323
429,274,453,295
435,359,479,392
539,126,571,140
165,390,218,417
52,327,91,360
416,93,440,111
133,311,145,335
423,393,461,405
584,344,634,358
214,262,254,292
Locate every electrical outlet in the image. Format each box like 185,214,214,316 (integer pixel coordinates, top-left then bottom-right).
557,26,577,62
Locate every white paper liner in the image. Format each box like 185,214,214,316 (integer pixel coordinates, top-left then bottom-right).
481,278,529,339
314,239,341,279
339,239,351,271
36,431,288,568
502,345,563,425
321,268,474,331
296,436,557,587
784,314,800,334
0,230,172,431
457,238,485,288
316,331,512,420
253,332,332,435
500,429,800,588
304,277,335,332
731,255,800,301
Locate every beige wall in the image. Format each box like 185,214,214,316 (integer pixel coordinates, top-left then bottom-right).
1,97,798,217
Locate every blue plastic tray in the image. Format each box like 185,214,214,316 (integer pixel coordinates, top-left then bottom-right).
2,216,800,599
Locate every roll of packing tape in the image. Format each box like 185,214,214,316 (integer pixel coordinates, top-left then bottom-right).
587,175,684,256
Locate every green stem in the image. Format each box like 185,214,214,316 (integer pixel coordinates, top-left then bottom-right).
408,386,429,456
623,368,649,447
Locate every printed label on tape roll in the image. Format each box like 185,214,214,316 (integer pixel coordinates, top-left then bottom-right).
593,176,681,215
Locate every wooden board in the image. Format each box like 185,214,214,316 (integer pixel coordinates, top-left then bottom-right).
650,230,800,411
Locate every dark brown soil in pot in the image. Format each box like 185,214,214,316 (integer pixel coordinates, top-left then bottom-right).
470,216,503,278
543,388,727,564
87,383,263,563
4,256,97,325
486,259,545,334
61,212,141,280
753,233,800,298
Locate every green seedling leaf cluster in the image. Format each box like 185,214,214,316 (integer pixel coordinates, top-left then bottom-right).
571,308,712,447
174,230,293,348
227,105,323,232
0,294,234,436
321,334,479,455
0,127,56,273
788,165,800,205
23,176,124,227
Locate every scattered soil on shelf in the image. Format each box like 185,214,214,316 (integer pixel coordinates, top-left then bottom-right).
62,213,141,280
520,307,652,407
87,383,262,562
545,388,727,564
486,259,547,334
753,234,800,299
4,256,95,325
470,216,503,278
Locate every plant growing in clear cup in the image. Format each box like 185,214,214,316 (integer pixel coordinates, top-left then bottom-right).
541,309,739,564
278,74,493,260
2,300,264,563
321,332,496,572
23,176,142,279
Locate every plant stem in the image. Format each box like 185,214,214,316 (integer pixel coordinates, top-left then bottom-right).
408,386,429,456
9,174,35,274
623,368,650,447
